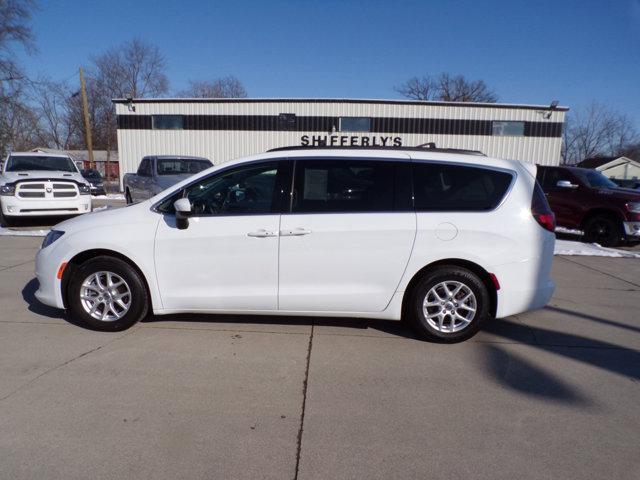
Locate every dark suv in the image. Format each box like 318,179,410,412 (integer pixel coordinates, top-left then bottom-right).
537,165,640,247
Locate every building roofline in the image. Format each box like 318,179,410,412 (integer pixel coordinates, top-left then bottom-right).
112,97,569,112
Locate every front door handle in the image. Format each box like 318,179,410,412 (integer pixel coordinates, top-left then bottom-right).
280,228,312,237
247,229,277,238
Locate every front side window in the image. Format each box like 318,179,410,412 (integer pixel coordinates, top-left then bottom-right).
292,159,396,213
413,162,514,211
157,159,212,175
339,117,371,132
159,162,282,216
573,169,617,189
6,155,77,173
152,115,184,130
492,121,525,137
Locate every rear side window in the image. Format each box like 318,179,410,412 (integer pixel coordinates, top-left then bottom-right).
413,162,513,211
292,159,401,213
137,158,152,177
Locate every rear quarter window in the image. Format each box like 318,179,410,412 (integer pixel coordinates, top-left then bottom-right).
413,162,514,211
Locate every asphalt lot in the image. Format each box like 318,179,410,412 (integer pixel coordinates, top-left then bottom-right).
0,217,639,479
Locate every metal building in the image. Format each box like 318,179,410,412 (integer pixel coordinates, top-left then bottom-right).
113,98,567,187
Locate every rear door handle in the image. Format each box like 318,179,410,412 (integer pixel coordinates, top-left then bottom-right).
280,228,312,236
247,229,277,238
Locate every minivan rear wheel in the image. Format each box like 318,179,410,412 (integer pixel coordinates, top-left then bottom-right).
67,256,149,331
407,267,489,342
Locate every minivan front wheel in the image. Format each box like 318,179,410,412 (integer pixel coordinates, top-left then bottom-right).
407,267,489,342
67,256,149,331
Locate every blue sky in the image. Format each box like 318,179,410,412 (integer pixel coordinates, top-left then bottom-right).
17,0,640,125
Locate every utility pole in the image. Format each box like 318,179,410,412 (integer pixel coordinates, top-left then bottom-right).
79,68,95,169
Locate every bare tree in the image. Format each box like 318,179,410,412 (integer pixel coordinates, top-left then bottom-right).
178,76,247,98
563,101,638,164
395,73,498,103
29,78,79,149
0,0,37,156
0,0,36,82
92,38,168,98
67,38,170,151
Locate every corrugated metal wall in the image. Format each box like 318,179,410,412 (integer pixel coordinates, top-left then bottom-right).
115,100,566,188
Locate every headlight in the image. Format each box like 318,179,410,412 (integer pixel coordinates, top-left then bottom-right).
0,184,15,196
78,184,91,195
42,230,64,249
626,202,640,213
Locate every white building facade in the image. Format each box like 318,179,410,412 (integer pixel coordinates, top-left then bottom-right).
114,98,567,187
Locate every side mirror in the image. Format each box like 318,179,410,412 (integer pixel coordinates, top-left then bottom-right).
556,180,578,189
174,197,192,230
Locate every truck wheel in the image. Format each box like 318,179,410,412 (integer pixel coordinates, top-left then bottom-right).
1,214,15,227
405,266,489,343
67,256,149,331
583,215,622,247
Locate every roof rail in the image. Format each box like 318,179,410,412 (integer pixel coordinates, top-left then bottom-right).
267,144,485,155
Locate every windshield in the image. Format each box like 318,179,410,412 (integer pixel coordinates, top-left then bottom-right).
574,170,618,189
157,159,212,176
81,169,102,180
6,155,78,173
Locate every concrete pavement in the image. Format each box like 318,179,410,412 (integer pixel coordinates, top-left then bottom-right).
0,237,638,479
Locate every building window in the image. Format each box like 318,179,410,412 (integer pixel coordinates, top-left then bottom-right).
152,115,184,130
492,121,525,137
339,117,371,132
278,113,297,131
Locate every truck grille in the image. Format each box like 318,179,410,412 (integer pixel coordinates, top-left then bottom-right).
16,181,78,199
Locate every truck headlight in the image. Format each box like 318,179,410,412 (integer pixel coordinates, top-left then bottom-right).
0,184,15,196
42,230,64,249
78,184,91,195
626,202,640,213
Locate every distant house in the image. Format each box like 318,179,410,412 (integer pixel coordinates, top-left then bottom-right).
577,156,640,180
31,148,119,179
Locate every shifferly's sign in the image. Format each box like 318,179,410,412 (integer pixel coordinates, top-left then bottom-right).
301,135,402,147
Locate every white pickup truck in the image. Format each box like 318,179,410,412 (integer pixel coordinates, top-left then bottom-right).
0,152,92,226
123,155,212,204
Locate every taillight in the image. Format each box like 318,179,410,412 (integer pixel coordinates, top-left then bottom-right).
531,182,556,232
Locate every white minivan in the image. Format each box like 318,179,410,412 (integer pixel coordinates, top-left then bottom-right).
35,147,556,342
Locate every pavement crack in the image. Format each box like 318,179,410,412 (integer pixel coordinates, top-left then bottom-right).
0,259,34,272
0,327,136,403
293,322,314,480
558,256,640,288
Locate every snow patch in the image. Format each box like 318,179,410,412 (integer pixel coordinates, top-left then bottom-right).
92,205,109,212
555,226,583,236
93,193,125,200
0,227,49,237
554,239,640,258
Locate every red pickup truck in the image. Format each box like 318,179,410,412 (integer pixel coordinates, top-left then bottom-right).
536,165,640,247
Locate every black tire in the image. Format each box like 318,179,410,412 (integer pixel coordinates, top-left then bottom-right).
583,215,622,247
405,266,490,343
67,256,149,331
1,214,15,227
125,189,133,205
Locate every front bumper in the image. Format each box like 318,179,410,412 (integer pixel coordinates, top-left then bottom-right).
1,196,91,217
34,242,67,309
623,221,640,238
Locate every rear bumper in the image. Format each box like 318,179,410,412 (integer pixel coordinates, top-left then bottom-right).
1,196,91,217
493,233,556,318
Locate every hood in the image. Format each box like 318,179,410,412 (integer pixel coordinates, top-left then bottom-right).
595,187,640,202
0,170,88,185
55,200,154,233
